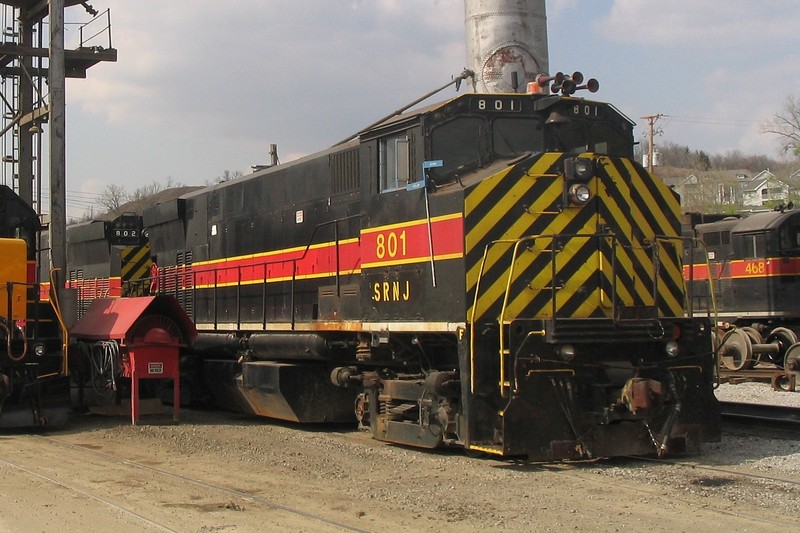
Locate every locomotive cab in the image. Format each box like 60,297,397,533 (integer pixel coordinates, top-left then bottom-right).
729,210,800,314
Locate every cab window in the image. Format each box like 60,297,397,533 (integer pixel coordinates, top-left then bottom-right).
430,116,488,182
779,223,800,254
379,133,410,192
740,233,766,259
493,117,543,157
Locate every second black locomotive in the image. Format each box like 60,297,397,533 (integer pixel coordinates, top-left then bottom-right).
685,208,800,378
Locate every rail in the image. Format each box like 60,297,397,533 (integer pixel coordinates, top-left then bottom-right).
719,401,800,430
78,8,112,50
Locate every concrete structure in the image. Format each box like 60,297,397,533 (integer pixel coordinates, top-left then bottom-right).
465,0,549,93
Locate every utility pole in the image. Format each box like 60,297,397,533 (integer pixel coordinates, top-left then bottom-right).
641,114,663,173
49,0,66,278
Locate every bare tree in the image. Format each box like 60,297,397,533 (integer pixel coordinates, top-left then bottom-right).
98,184,129,216
206,169,244,185
763,94,800,156
93,177,185,219
127,177,183,215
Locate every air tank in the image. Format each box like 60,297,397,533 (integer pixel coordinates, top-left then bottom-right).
465,0,549,93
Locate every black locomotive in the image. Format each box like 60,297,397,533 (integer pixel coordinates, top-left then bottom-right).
685,208,800,379
67,77,721,460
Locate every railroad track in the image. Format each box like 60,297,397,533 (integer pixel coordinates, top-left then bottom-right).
718,368,797,391
719,401,800,429
719,401,800,442
0,433,371,533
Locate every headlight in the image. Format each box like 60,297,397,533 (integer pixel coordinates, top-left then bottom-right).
568,183,592,206
573,157,594,180
558,344,577,362
564,157,595,183
32,342,46,357
665,341,680,358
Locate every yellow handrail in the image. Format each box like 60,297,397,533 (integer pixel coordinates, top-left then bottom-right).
48,268,70,376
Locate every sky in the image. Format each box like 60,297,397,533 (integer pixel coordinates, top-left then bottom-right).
38,0,800,217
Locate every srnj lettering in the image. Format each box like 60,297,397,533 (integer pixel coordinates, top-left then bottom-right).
372,280,411,302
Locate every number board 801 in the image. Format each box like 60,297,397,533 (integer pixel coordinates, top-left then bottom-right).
569,103,601,118
470,97,522,113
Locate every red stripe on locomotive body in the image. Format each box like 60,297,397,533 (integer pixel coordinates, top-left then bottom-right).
192,240,362,287
39,277,124,302
360,214,464,268
684,257,800,280
189,215,464,287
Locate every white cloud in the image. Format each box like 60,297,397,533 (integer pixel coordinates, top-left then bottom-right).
54,0,800,198
602,1,800,48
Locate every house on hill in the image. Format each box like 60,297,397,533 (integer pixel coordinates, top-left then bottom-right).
667,168,800,211
741,170,789,207
673,169,748,211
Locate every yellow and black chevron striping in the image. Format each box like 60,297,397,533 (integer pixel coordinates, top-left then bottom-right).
465,153,685,324
120,243,151,297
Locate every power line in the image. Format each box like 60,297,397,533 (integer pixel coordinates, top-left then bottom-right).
662,115,759,127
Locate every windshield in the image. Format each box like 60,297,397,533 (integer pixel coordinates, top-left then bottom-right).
429,116,489,180
493,117,543,157
545,117,632,157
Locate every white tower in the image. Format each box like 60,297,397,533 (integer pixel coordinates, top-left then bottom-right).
465,0,549,93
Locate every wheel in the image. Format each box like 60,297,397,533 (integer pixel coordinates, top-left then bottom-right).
354,392,370,427
772,373,796,392
766,327,798,364
740,326,763,345
719,329,754,371
783,343,800,383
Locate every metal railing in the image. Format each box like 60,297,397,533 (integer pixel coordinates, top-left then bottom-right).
78,8,112,50
469,232,710,398
120,215,361,330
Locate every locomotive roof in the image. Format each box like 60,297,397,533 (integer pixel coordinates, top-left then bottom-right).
731,209,800,233
178,91,621,202
358,92,623,138
180,139,361,200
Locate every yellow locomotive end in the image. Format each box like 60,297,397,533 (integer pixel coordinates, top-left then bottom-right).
0,238,30,322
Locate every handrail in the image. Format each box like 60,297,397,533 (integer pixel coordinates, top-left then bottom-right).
3,274,69,375
127,213,362,330
78,9,112,50
653,234,719,373
470,231,700,399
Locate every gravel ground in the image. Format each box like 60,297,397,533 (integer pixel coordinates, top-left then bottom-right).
0,378,795,532
715,380,800,407
0,388,796,532
71,404,800,531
